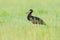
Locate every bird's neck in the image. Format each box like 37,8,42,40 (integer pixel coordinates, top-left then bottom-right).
28,12,32,17
27,12,32,20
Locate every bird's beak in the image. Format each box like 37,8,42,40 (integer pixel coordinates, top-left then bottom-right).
26,12,28,14
25,11,30,14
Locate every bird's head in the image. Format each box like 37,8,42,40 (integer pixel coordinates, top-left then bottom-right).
26,9,33,14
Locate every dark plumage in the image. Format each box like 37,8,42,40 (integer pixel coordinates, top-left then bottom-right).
26,9,46,25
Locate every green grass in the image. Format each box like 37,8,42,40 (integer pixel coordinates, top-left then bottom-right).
0,0,60,40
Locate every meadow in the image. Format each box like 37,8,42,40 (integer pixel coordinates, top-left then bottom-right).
0,0,60,40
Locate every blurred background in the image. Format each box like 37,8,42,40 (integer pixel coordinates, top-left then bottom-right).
0,0,60,40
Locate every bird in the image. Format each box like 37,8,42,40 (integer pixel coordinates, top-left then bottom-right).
26,9,46,25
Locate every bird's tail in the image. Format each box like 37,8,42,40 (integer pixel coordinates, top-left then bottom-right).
42,22,46,25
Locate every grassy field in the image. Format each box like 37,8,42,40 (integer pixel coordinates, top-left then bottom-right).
0,0,60,40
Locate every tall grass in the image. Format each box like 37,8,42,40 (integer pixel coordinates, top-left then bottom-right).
0,0,60,40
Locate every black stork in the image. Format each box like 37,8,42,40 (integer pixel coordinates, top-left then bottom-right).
26,9,46,25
